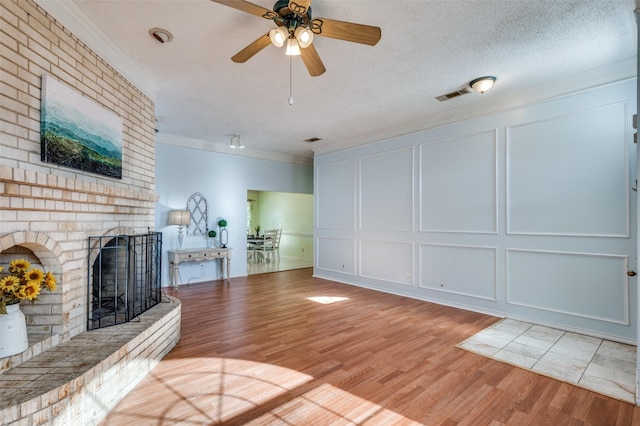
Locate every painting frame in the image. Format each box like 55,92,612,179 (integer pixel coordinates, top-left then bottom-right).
40,74,123,179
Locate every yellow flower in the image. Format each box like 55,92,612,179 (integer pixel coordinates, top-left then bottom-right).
0,266,3,272
44,272,57,291
1,259,57,312
0,275,20,292
26,268,44,283
22,281,41,301
9,259,30,274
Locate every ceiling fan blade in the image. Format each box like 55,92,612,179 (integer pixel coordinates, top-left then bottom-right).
310,18,381,46
300,43,326,77
288,0,312,17
210,0,278,20
231,33,272,63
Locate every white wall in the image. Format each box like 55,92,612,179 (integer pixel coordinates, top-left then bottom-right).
314,78,637,343
155,141,313,285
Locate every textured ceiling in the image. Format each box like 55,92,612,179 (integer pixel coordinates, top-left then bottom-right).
38,0,637,165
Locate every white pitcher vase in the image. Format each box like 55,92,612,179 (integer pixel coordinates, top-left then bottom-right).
0,304,28,358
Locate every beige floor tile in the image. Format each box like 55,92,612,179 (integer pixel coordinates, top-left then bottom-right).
458,319,637,404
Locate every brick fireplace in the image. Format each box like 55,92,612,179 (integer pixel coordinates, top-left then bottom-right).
0,1,181,422
1,0,157,349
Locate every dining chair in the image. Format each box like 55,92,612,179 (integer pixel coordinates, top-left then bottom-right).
255,229,277,262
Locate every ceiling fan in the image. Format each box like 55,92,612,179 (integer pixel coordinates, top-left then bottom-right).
211,0,381,77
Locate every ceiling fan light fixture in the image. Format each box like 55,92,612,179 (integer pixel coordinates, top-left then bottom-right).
469,76,497,94
269,27,288,48
285,38,301,56
294,26,314,48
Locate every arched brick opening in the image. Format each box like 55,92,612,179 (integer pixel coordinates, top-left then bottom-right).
0,232,65,341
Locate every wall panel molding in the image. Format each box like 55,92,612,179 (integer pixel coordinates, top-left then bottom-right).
316,237,356,275
506,102,630,237
419,130,498,234
506,249,629,325
359,240,413,286
419,243,498,300
359,147,414,231
316,159,356,230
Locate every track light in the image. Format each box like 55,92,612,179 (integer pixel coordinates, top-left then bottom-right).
469,76,496,94
229,134,244,149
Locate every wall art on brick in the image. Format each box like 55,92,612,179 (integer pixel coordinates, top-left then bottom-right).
40,74,123,178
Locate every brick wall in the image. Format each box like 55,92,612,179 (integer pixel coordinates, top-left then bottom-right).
0,0,156,343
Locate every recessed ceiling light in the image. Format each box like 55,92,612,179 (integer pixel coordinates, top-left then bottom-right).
149,27,173,44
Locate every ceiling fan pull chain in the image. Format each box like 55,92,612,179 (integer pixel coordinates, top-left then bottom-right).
288,54,294,106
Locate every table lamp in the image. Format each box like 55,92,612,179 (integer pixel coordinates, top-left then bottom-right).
169,210,190,248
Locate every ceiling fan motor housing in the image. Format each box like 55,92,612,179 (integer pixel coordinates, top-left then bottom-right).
273,0,312,30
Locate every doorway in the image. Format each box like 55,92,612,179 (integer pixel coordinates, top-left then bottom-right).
247,190,313,275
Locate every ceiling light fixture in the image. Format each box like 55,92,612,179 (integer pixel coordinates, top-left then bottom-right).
469,76,496,94
229,134,245,149
285,38,301,56
149,27,173,44
294,26,314,48
269,25,313,55
269,26,288,48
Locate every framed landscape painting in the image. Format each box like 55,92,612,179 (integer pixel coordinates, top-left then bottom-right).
41,75,122,178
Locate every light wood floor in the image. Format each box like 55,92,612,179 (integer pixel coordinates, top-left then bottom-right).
100,269,640,425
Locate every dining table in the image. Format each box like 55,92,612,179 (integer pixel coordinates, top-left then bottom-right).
247,235,272,262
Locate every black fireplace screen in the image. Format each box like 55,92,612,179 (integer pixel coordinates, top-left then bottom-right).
87,232,162,330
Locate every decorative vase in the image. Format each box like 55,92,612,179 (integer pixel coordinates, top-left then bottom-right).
0,304,28,358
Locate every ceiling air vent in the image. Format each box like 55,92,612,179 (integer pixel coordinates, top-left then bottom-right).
435,87,472,102
304,137,322,143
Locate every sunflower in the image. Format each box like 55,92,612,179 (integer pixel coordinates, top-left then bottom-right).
26,268,44,285
44,271,57,291
0,275,20,292
1,259,57,313
9,258,31,273
22,281,41,301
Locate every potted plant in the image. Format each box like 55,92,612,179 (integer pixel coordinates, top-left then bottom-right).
207,230,217,248
0,259,57,357
254,225,261,237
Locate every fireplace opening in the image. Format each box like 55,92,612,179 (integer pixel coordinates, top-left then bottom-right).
87,232,162,330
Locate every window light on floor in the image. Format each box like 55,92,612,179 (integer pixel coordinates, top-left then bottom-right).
306,296,349,305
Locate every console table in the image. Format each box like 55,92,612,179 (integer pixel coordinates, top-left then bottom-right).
168,247,232,289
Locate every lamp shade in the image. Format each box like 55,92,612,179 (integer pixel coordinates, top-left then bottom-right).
285,38,301,56
169,210,190,226
269,27,288,48
294,26,314,48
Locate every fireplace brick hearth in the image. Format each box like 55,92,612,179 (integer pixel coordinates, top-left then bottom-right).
0,297,180,425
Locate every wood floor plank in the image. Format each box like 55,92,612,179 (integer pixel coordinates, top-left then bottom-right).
100,269,639,425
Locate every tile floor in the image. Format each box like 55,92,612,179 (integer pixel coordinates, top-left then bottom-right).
457,318,637,403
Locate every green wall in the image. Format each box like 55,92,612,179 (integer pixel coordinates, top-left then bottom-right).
248,190,313,261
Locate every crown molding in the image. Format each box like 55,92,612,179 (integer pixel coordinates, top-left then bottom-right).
157,133,314,167
35,0,158,99
312,58,637,157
